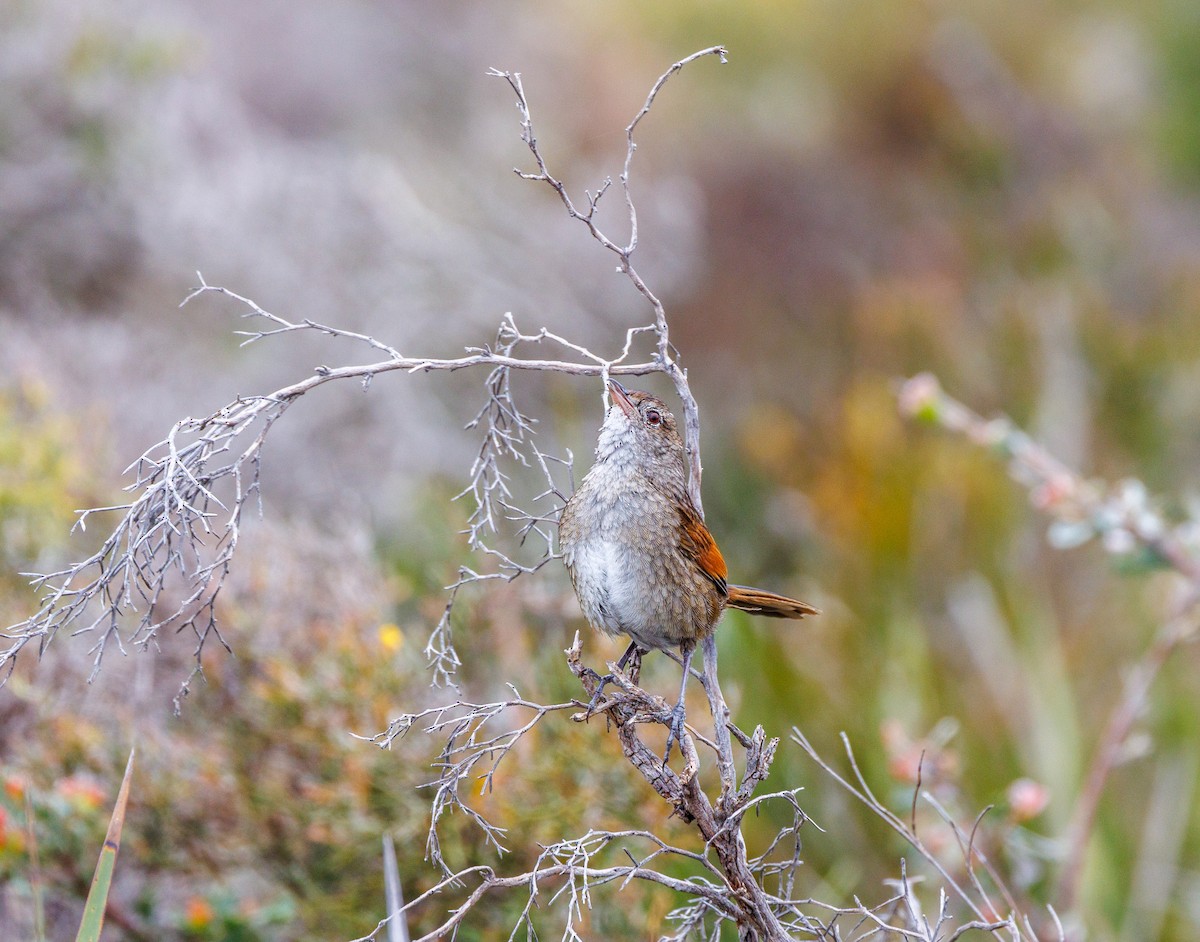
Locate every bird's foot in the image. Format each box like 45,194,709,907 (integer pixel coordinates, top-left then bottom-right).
626,647,643,684
663,698,688,765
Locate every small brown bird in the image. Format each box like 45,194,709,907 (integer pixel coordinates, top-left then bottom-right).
559,380,818,761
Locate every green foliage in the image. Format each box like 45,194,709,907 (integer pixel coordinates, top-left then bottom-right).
174,890,295,942
0,774,106,883
1154,0,1200,184
0,382,91,580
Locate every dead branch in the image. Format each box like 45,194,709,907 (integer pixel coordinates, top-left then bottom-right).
898,371,1200,925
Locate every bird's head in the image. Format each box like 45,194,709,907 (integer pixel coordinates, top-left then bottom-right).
595,380,686,480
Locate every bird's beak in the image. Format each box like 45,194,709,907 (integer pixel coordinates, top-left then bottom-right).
607,379,637,419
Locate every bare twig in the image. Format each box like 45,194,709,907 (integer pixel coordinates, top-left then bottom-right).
1,283,661,694
1057,611,1198,912
897,372,1200,581
347,835,736,942
897,372,1200,917
489,45,727,515
792,726,1038,941
364,692,581,874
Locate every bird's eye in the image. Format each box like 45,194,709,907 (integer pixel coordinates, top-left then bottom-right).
645,409,662,426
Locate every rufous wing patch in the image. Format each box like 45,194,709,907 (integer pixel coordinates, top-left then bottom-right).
676,500,729,596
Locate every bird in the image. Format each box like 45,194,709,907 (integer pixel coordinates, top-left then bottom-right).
558,379,818,762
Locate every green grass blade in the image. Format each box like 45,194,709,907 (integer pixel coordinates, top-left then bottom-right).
74,747,135,942
382,834,411,942
23,788,46,942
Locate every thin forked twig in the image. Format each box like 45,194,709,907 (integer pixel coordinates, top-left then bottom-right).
898,372,1200,916
489,46,727,515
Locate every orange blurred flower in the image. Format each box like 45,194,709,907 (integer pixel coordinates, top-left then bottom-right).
3,774,27,801
881,718,959,785
184,896,215,929
1007,778,1050,822
55,775,106,812
882,719,926,784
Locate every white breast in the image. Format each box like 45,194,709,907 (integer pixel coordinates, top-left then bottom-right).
570,537,640,637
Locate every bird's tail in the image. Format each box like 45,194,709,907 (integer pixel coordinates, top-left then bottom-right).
725,585,819,619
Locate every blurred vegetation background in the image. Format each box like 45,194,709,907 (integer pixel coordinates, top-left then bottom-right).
4,0,1200,938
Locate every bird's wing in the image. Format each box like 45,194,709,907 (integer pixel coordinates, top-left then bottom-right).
676,498,729,596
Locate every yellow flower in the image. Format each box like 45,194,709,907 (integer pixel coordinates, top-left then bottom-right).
378,623,404,653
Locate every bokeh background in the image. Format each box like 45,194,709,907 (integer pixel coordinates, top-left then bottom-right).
5,0,1200,938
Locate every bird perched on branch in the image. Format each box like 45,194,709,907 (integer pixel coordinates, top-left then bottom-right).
559,379,818,762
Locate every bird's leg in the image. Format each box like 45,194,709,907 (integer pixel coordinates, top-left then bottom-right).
627,645,643,684
663,640,696,765
585,640,641,714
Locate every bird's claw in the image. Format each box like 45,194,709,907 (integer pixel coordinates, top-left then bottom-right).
663,699,688,765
